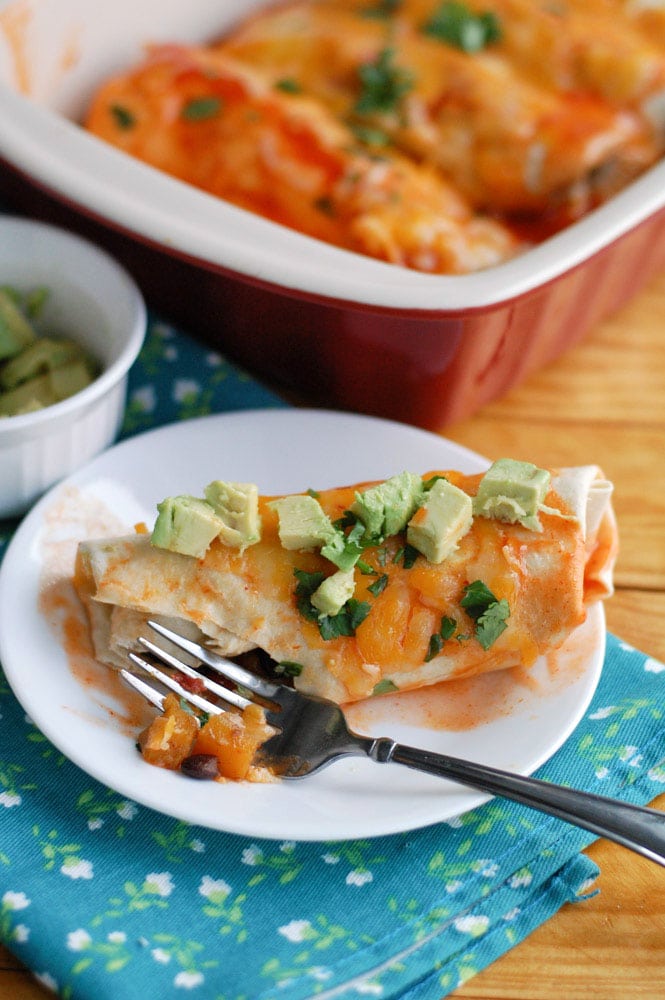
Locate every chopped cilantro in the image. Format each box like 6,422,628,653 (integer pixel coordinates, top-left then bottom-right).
460,580,498,619
294,568,326,623
421,2,501,52
460,580,510,649
422,474,447,490
294,569,370,639
367,573,389,597
361,0,402,19
334,510,357,530
475,599,510,650
314,196,336,216
425,615,457,661
373,678,399,695
349,122,393,147
110,104,136,130
440,616,457,640
275,78,302,94
274,660,304,677
181,96,223,121
318,599,372,640
426,633,444,661
393,544,420,567
179,697,209,726
355,48,414,115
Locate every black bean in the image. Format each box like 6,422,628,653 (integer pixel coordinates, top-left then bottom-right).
181,754,220,780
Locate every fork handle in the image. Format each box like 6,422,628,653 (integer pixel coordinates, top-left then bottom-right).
374,740,665,866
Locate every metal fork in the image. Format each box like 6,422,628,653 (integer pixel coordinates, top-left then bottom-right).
123,620,665,867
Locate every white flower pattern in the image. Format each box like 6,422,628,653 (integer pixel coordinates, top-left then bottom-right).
278,919,312,942
2,891,30,910
61,859,93,880
0,326,661,1000
67,930,91,952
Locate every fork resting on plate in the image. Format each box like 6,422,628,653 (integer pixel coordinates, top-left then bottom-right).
123,621,665,867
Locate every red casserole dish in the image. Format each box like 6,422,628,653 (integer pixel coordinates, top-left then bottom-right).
1,0,664,428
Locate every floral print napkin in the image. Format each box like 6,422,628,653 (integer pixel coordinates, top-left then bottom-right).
1,319,664,1000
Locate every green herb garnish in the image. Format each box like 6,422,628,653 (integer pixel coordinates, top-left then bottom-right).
460,580,510,650
460,580,498,618
393,543,420,568
275,660,304,677
425,616,457,661
367,573,389,597
376,546,389,567
294,569,371,639
361,0,402,19
318,599,372,639
334,510,357,530
275,78,302,94
179,697,210,726
314,196,336,216
373,678,399,695
355,48,414,115
421,1,501,52
181,96,223,121
110,104,136,130
422,474,447,490
348,122,393,147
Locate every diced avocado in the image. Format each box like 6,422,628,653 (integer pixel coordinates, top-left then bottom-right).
351,472,425,540
0,372,57,416
407,478,473,563
0,356,94,416
151,495,224,558
204,480,261,549
0,337,85,390
473,458,551,531
270,494,336,550
311,568,356,617
0,290,37,361
48,358,94,400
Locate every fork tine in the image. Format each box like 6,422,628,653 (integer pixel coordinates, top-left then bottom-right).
138,636,252,711
148,619,280,699
120,668,165,711
127,651,225,716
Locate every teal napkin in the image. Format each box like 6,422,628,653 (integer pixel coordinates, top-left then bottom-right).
1,320,664,1000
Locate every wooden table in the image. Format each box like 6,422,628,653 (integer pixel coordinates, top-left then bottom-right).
2,268,664,999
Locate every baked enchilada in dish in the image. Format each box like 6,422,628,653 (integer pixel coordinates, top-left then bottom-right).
85,0,665,273
74,461,617,779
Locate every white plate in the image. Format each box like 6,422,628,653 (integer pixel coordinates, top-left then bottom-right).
0,410,605,841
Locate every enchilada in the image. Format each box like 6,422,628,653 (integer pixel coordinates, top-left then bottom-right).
74,463,617,707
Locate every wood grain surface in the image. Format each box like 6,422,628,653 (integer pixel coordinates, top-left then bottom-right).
1,267,664,999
